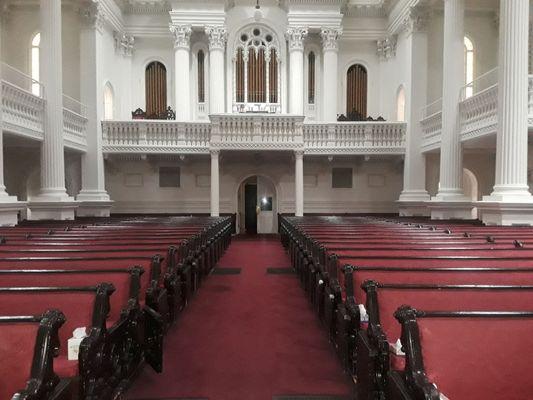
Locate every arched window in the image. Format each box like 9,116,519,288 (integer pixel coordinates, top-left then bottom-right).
197,50,205,103
396,85,406,122
103,83,114,120
464,36,474,98
145,61,167,118
346,64,367,119
234,26,280,112
31,32,41,96
308,52,315,104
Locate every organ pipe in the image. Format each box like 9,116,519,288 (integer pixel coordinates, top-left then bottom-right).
145,61,167,118
346,64,367,119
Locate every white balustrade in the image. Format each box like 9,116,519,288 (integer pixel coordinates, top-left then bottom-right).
63,108,88,150
102,117,405,154
460,84,498,140
1,80,45,140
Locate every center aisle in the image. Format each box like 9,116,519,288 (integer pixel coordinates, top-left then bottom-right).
126,235,353,400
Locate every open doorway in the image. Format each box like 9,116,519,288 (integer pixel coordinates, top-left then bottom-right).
237,175,278,234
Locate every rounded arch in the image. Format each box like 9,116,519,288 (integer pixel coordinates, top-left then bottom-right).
233,172,281,234
191,41,209,118
30,31,41,96
103,81,115,120
464,35,475,98
345,62,368,119
396,84,406,122
145,61,168,117
463,168,479,219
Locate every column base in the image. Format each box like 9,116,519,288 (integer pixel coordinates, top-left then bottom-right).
76,191,113,217
476,193,533,226
428,198,475,220
27,192,78,221
0,197,27,226
397,191,431,217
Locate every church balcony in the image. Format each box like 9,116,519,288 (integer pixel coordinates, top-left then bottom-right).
0,63,88,152
101,115,406,155
421,70,533,152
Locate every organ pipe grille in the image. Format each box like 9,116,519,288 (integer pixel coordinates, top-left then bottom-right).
145,61,167,118
308,52,315,104
198,50,205,103
346,64,367,119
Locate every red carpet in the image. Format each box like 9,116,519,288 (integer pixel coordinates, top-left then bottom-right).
126,235,352,400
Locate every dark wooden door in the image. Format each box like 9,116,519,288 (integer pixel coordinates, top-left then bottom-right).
244,184,257,234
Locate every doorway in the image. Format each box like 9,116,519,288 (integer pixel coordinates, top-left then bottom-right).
237,175,278,234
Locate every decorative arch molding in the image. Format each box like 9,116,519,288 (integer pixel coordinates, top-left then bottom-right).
225,18,287,113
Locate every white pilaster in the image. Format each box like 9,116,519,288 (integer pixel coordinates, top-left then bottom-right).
170,24,192,121
28,0,77,220
398,7,431,217
294,150,304,217
286,27,308,115
76,1,113,217
429,0,473,220
210,150,220,217
477,0,533,225
206,26,227,115
320,27,342,122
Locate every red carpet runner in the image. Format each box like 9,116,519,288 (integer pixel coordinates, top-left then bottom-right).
126,235,352,400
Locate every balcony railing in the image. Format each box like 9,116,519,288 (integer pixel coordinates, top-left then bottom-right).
1,63,88,151
421,72,533,151
102,116,406,155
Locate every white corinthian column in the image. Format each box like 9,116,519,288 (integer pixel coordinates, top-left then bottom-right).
477,0,533,225
206,26,227,114
286,27,308,115
294,150,304,217
170,24,192,121
320,27,342,122
210,150,220,217
429,0,474,220
28,0,78,220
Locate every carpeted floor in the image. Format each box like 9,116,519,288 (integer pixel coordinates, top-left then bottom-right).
126,235,352,400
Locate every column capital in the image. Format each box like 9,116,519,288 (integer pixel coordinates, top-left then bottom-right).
401,5,430,35
320,27,342,52
377,35,397,60
79,0,106,32
210,149,220,157
294,149,305,158
205,25,228,51
114,32,135,57
285,26,308,52
169,24,192,50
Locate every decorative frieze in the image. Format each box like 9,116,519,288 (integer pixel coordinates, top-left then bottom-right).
377,35,397,60
114,32,135,56
169,24,192,50
205,26,228,51
320,27,342,52
285,27,308,51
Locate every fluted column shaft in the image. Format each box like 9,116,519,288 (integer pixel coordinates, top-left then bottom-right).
39,0,67,197
490,0,530,198
295,151,304,217
321,28,342,122
399,12,430,203
287,27,308,115
210,150,220,217
206,26,227,114
171,25,192,121
0,15,5,196
436,0,465,199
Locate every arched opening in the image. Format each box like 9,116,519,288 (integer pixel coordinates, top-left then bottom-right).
308,52,315,104
396,85,406,122
103,82,114,120
145,61,167,118
233,25,281,113
31,32,41,96
464,36,474,98
346,64,367,120
463,168,479,219
237,175,278,234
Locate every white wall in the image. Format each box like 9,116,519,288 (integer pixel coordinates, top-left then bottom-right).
106,153,403,216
